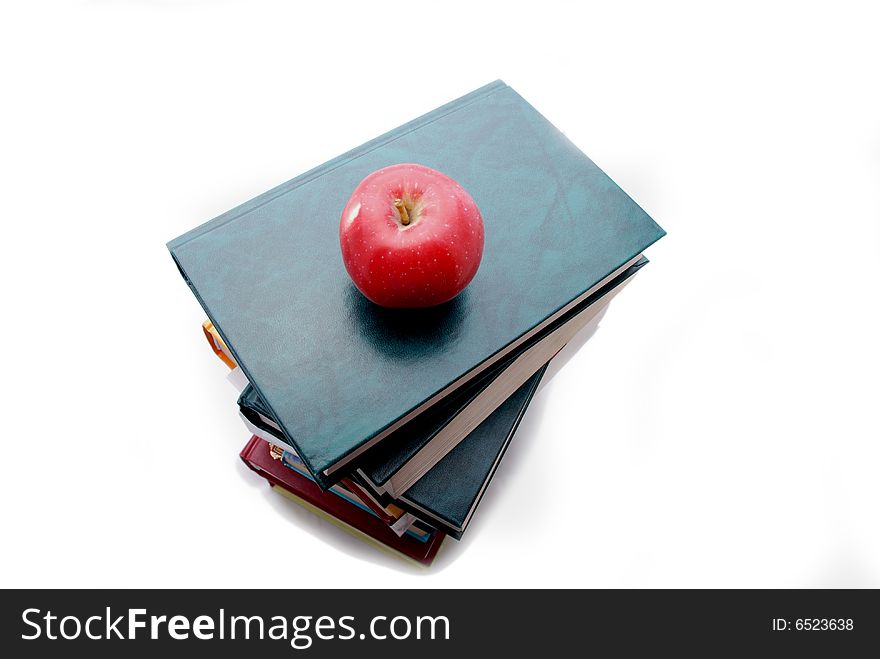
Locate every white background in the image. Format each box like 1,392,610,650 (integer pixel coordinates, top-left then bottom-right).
1,1,878,588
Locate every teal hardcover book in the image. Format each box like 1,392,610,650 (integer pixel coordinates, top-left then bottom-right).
238,259,645,536
168,80,665,488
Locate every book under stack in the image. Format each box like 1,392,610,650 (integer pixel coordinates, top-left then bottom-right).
168,81,665,565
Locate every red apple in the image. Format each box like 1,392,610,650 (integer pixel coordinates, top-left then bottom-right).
339,163,484,308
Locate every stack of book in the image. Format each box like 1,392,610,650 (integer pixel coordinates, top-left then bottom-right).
168,81,664,565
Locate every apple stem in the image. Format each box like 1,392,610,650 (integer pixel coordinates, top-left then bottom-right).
394,199,411,226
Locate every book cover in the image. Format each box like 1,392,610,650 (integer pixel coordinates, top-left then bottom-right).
240,258,641,503
236,332,521,468
241,280,613,538
169,80,665,487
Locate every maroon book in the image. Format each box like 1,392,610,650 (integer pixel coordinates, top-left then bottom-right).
240,436,444,566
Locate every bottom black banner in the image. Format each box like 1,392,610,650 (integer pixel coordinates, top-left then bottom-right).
2,589,877,656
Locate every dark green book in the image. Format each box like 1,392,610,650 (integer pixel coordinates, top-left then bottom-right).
238,259,645,537
238,344,516,455
168,80,664,488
